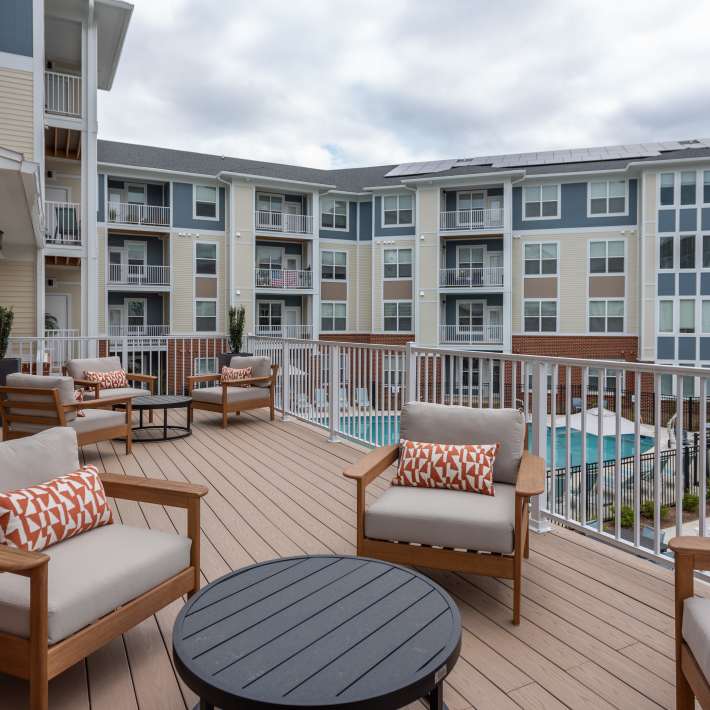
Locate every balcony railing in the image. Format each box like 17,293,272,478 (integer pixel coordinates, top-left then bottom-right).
109,264,171,286
107,202,170,227
44,201,81,246
44,70,81,117
108,325,170,338
439,324,503,345
255,324,313,339
439,208,504,231
439,266,504,288
255,268,313,289
255,210,313,234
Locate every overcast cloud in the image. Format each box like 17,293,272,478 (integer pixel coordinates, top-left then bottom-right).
98,0,710,169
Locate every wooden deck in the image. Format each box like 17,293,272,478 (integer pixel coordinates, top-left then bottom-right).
0,408,692,709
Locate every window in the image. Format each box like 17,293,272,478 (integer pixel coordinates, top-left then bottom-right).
194,185,218,219
524,300,556,332
588,368,619,393
589,240,624,273
589,300,624,332
257,193,282,213
258,301,282,333
660,173,675,206
321,197,348,230
680,234,696,269
256,245,283,270
195,301,216,331
321,251,346,280
194,357,217,375
660,373,674,396
589,180,626,215
383,353,405,388
703,301,710,334
704,171,710,204
457,245,484,269
321,302,346,331
523,184,559,219
126,298,145,330
382,194,413,226
383,248,412,278
524,242,557,275
659,300,673,333
659,236,674,269
383,301,412,331
127,184,146,205
680,300,695,333
681,171,697,206
195,242,217,275
704,235,710,268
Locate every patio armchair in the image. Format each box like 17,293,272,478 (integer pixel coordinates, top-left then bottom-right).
0,427,207,710
669,536,710,709
187,355,278,428
343,402,545,625
0,373,134,454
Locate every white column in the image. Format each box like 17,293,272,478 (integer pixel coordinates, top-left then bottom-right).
33,0,45,337
530,360,552,533
503,178,513,354
311,191,320,339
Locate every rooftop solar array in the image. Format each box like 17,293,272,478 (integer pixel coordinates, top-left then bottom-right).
385,138,710,178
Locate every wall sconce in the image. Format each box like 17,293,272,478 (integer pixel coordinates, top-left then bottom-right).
419,290,425,297
235,290,241,296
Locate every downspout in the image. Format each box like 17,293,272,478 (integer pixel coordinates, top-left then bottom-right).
216,172,233,310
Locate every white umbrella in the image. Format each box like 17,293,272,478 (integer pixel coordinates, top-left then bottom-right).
565,407,636,436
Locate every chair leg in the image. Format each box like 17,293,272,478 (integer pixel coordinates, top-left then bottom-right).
222,410,228,428
30,563,48,710
125,426,132,455
524,524,530,559
149,409,154,424
676,663,694,710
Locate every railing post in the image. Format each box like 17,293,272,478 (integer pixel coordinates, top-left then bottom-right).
282,339,290,421
405,342,417,403
328,344,339,442
530,360,552,533
122,336,129,370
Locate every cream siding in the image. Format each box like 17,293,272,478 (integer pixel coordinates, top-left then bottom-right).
415,186,438,344
97,228,106,332
232,183,255,331
171,236,194,333
357,243,372,332
46,265,81,331
320,240,357,331
0,260,35,335
641,172,657,361
373,238,415,333
0,68,34,159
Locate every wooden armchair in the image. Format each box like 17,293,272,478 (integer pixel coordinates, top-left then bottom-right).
0,427,208,710
0,373,134,454
187,356,278,428
343,402,545,625
669,536,710,709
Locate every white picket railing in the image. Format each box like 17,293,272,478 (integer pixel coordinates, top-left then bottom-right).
45,70,81,117
439,324,503,344
254,210,313,234
107,202,170,227
439,208,504,231
255,268,313,289
45,201,81,245
439,266,504,288
255,325,313,339
107,325,171,338
108,264,171,286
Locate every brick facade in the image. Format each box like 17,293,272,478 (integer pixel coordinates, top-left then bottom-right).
319,333,414,346
512,335,638,362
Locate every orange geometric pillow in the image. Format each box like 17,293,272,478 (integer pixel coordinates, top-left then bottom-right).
84,368,128,389
73,388,86,416
393,439,499,496
220,365,252,385
0,465,113,552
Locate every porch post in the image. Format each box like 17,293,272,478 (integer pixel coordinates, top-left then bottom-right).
530,359,551,533
405,341,417,403
281,338,290,421
328,343,339,442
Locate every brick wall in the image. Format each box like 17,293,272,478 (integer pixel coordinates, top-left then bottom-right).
319,333,414,346
512,335,638,362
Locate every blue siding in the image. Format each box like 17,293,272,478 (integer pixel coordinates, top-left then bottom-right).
359,201,372,241
657,337,675,359
173,183,225,231
678,273,697,296
678,337,696,361
444,238,503,268
256,294,304,308
108,292,165,326
657,273,675,296
256,239,302,256
701,273,710,296
444,294,502,324
700,338,710,361
0,0,32,57
320,201,357,240
658,210,675,233
374,195,416,237
97,174,105,222
512,180,638,230
108,235,164,266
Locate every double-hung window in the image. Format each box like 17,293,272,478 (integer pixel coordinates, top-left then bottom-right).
195,242,217,275
321,302,346,331
659,300,674,333
703,301,710,334
195,242,217,332
659,235,674,269
660,173,675,206
523,184,559,219
589,240,624,273
127,184,146,205
704,171,710,204
194,185,218,219
523,300,556,332
195,301,217,332
321,197,348,230
524,242,557,275
680,300,695,333
680,234,696,269
589,180,626,215
383,248,412,278
589,300,624,333
321,251,346,280
704,235,710,268
383,301,412,331
681,171,697,205
383,194,414,226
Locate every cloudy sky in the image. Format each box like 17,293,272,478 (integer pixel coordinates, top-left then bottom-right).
98,0,710,169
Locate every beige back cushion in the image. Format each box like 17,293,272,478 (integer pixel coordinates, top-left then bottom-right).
4,373,76,427
229,356,271,387
400,402,525,485
66,356,122,381
0,427,80,491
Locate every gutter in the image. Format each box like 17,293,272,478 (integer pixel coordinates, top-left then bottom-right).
216,170,336,190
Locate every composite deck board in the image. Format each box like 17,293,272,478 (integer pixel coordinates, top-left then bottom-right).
0,408,686,709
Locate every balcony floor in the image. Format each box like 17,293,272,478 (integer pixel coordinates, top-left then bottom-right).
0,409,698,709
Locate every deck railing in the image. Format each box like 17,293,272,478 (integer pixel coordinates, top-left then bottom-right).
255,268,313,289
439,208,504,231
108,264,171,286
439,266,503,288
255,324,313,339
439,324,503,344
45,201,81,246
107,202,170,227
254,210,313,234
45,70,81,117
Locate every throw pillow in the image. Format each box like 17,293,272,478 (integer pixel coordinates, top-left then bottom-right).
73,388,86,417
84,369,128,389
220,366,252,385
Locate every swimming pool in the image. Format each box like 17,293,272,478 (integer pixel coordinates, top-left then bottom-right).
338,416,655,467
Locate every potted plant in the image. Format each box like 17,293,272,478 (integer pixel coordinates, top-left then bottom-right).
0,305,20,386
219,305,251,369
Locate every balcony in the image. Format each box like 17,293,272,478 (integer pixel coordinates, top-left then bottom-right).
44,201,81,246
107,203,170,227
255,268,313,289
108,264,171,287
44,70,82,118
439,266,504,288
256,324,313,339
107,324,170,338
439,324,503,345
439,207,504,232
255,210,313,235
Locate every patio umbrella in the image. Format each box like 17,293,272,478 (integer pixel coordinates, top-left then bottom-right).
566,407,637,436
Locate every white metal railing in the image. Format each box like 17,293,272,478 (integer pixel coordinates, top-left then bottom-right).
255,325,313,339
439,208,504,231
108,325,170,338
254,210,313,234
44,201,81,245
255,268,313,289
44,70,81,117
439,324,503,344
439,266,504,288
107,202,170,227
108,264,171,286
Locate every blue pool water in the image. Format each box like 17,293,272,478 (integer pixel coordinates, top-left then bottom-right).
339,416,654,467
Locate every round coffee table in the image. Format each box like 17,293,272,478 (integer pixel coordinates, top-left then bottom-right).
128,395,192,442
173,555,461,710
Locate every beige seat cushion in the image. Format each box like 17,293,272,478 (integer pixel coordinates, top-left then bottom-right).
0,428,80,490
229,356,271,388
4,373,76,426
65,356,122,381
84,386,147,400
365,483,516,554
191,386,268,405
0,524,191,644
683,597,710,684
401,402,524,485
68,408,126,435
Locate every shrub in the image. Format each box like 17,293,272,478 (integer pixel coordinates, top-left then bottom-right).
0,305,13,359
228,305,245,353
611,505,634,528
640,499,671,521
683,493,700,513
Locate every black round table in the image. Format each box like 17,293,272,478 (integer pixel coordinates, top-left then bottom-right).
173,555,461,710
127,394,192,442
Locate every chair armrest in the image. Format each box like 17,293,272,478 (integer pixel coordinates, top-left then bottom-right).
669,537,710,555
73,378,101,397
343,444,399,488
515,451,545,498
224,375,273,387
0,546,48,575
187,373,220,388
63,395,134,410
126,373,157,384
100,473,208,508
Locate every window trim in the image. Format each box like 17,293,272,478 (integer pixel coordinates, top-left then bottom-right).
521,183,560,221
126,183,147,205
193,356,218,376
320,300,347,332
193,239,219,333
320,197,349,232
192,184,219,222
658,234,675,271
587,298,625,334
383,299,413,332
522,240,559,278
702,299,710,335
381,193,415,228
321,249,348,282
704,170,710,206
587,238,626,276
680,170,698,207
456,243,486,268
586,179,628,218
658,171,677,209
678,233,697,271
383,247,413,280
522,298,558,334
658,299,674,334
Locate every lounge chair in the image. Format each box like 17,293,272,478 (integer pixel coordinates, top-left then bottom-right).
315,388,329,411
354,387,371,409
